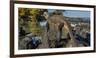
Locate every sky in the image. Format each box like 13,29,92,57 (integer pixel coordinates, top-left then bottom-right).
48,9,90,18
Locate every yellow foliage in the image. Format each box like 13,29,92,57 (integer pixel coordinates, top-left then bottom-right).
18,8,43,36
18,8,26,16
